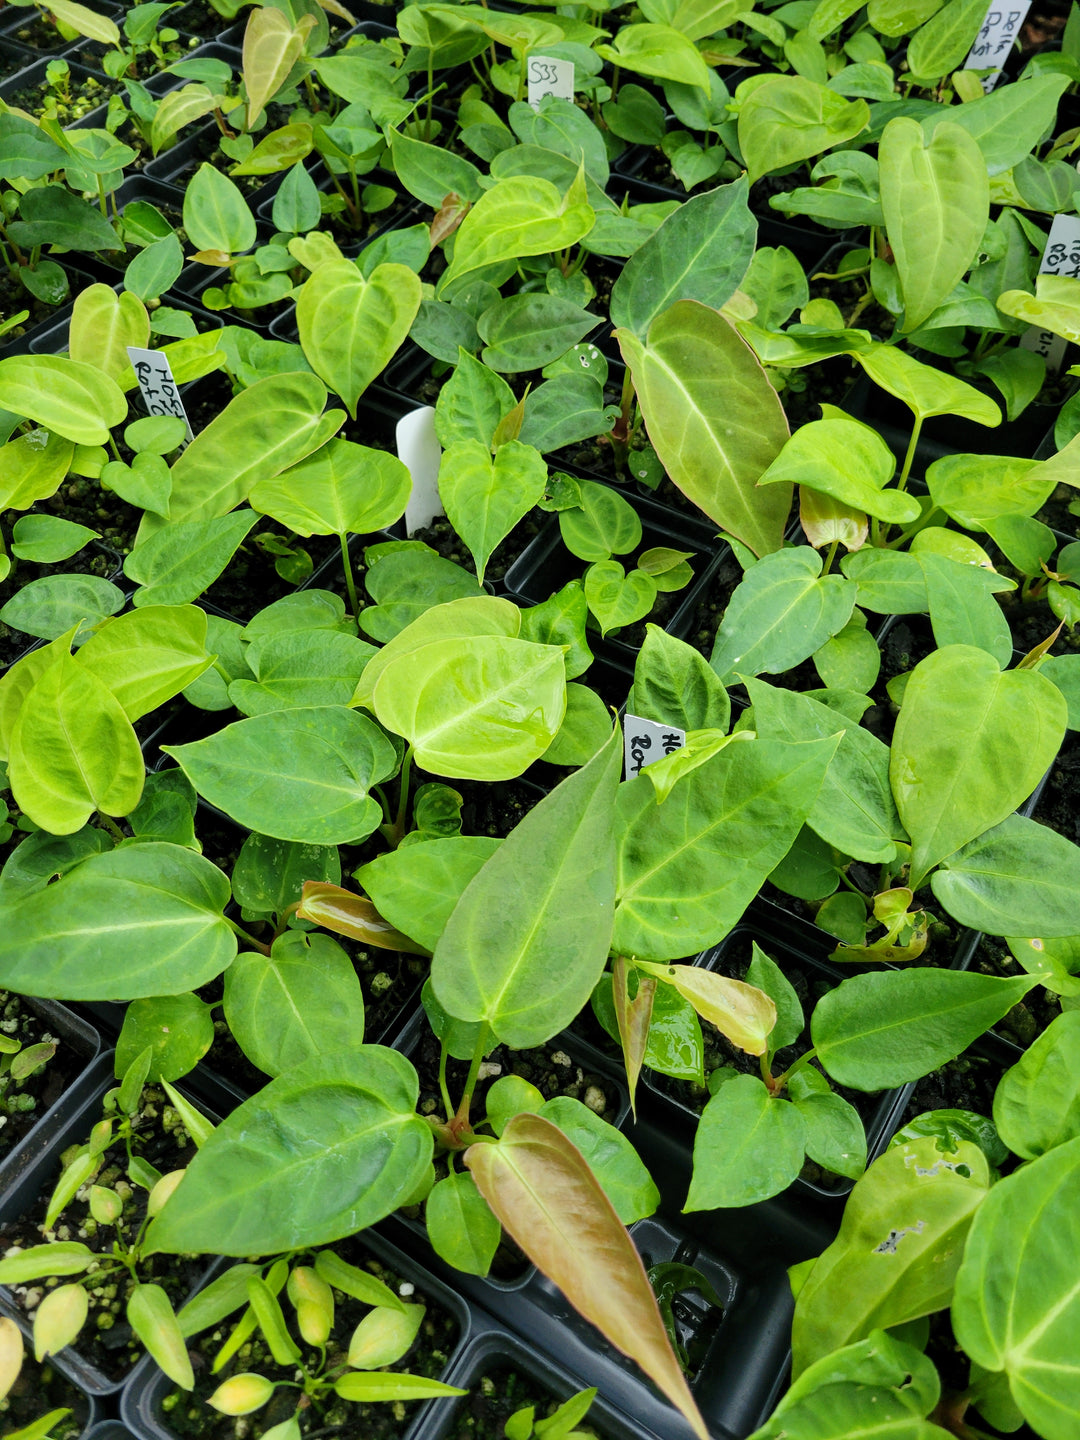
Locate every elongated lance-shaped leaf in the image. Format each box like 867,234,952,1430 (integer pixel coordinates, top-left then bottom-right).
467,1113,707,1439
613,956,654,1119
430,724,621,1048
243,7,316,128
127,1283,194,1389
616,301,790,557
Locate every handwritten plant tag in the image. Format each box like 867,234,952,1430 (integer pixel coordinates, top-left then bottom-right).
397,405,443,535
528,55,574,109
1019,213,1080,373
624,714,686,782
963,2,1033,91
126,347,192,440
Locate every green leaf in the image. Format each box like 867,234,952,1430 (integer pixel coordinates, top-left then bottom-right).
925,452,1054,528
916,552,1013,667
360,551,485,642
478,294,598,373
710,548,856,684
759,415,919,524
613,735,839,959
880,118,989,333
434,348,516,449
0,843,236,1000
993,1012,1080,1160
540,1095,659,1222
145,1047,432,1255
813,969,1039,1089
391,128,484,208
183,162,256,254
125,512,260,607
0,429,74,512
223,930,366,1078
953,1135,1080,1440
0,356,126,447
163,372,340,527
931,815,1080,937
426,1170,501,1276
686,1074,807,1208
0,574,122,643
8,186,119,254
790,1079,867,1182
116,993,214,1083
906,0,990,79
853,344,1001,427
747,943,804,1052
793,1136,990,1376
357,837,501,954
751,1330,947,1440
163,707,397,844
585,562,657,637
439,171,594,293
737,76,869,185
128,1284,193,1390
922,73,1070,176
616,301,791,558
229,630,376,716
10,516,98,564
595,24,712,90
371,634,566,781
438,440,547,585
890,645,1066,888
9,651,143,834
250,438,411,539
840,548,928,615
592,971,704,1084
69,285,149,384
297,262,422,420
272,161,322,234
430,726,620,1048
610,179,756,337
629,625,730,732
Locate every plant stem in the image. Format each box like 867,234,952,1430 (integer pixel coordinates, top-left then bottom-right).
895,415,923,493
96,812,126,843
391,745,414,847
339,532,360,628
821,539,839,575
225,917,272,956
772,1048,818,1093
438,1044,454,1123
455,1022,491,1128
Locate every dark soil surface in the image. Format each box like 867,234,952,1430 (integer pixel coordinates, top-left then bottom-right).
0,994,94,1158
445,1366,607,1440
0,1084,209,1383
967,936,1061,1049
900,1044,1007,1125
159,1239,460,1440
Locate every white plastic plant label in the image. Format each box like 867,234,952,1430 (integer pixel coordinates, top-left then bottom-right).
624,715,686,782
126,347,192,440
527,55,574,109
963,2,1033,91
1018,214,1080,373
397,405,443,535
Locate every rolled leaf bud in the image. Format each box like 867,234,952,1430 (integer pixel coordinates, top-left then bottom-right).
208,1373,275,1415
33,1284,88,1362
286,1266,334,1346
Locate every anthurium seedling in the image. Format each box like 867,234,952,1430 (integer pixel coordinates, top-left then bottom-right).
143,730,710,1440
0,1044,217,1389
188,1246,466,1432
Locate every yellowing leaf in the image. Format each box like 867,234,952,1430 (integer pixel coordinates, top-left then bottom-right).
635,961,776,1056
